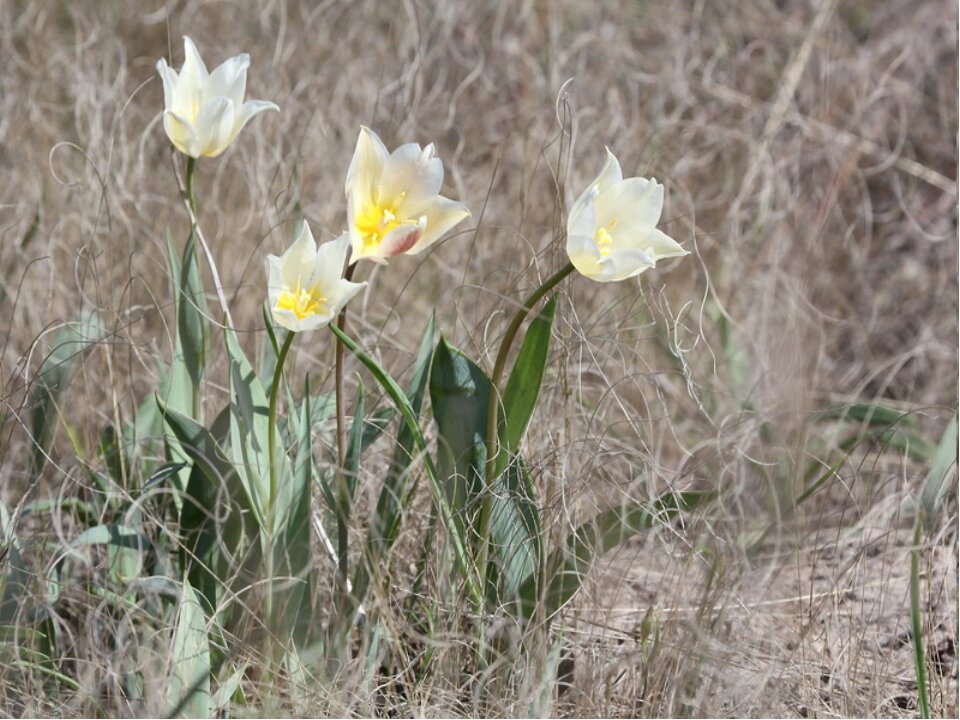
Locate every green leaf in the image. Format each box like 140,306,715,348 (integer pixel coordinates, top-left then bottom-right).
488,457,541,602
428,336,544,607
429,337,489,520
177,232,209,406
516,491,711,621
501,295,557,454
29,311,105,477
920,415,958,518
46,523,149,604
272,381,314,640
168,578,211,719
814,402,918,427
225,328,283,531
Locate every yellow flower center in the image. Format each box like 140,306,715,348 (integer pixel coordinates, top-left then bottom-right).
355,192,410,250
595,219,618,256
275,277,328,320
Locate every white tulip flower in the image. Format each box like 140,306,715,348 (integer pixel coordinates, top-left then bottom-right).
156,36,279,158
345,126,470,265
566,149,687,282
267,225,366,333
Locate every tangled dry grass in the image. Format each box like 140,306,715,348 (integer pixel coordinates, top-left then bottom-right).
0,0,956,716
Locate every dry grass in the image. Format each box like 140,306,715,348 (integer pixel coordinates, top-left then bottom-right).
0,0,956,716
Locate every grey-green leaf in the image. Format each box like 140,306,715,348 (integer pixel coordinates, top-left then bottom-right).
920,415,958,518
168,578,211,719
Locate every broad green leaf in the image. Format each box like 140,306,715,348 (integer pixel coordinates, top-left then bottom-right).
501,295,557,454
428,336,543,606
158,400,252,615
920,415,958,517
46,523,149,604
429,338,489,520
488,458,541,602
29,311,105,477
225,328,284,532
516,491,711,621
157,401,233,490
272,380,314,639
329,324,482,608
168,578,211,719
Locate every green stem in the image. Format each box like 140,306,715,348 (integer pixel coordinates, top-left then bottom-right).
185,157,197,216
477,261,575,597
334,262,357,587
268,331,296,531
183,157,201,419
911,515,930,719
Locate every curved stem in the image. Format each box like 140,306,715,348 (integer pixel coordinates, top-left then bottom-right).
268,330,295,531
477,261,575,596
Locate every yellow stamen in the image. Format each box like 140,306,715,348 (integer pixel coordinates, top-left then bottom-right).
275,277,328,320
595,219,618,256
355,192,409,250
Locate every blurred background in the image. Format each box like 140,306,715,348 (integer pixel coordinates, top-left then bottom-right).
0,0,956,716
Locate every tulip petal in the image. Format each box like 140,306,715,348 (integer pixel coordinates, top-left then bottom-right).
174,37,207,119
328,277,366,319
163,111,198,157
182,37,209,82
567,194,597,243
156,59,178,112
310,232,350,290
605,247,656,282
594,176,663,232
378,218,426,258
280,223,320,289
640,227,688,260
407,195,470,254
346,126,390,203
225,99,279,149
205,53,250,106
566,233,607,281
193,96,235,157
568,147,623,225
381,143,444,210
